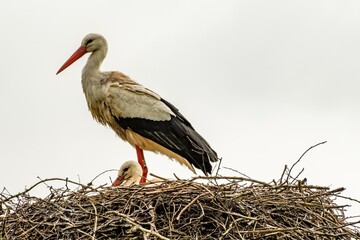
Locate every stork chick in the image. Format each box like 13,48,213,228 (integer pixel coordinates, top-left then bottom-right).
112,160,143,186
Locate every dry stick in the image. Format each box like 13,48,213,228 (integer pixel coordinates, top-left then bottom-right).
90,201,98,240
192,176,271,187
215,157,223,177
148,203,157,234
221,217,245,239
222,166,252,179
88,169,117,186
173,173,181,180
19,224,38,237
205,205,257,221
213,157,223,186
196,183,216,197
143,231,149,240
286,141,327,183
286,187,345,200
279,165,288,184
77,229,93,238
109,212,170,240
335,194,360,204
176,192,207,221
1,178,88,203
273,184,329,190
1,207,8,239
238,227,299,235
291,168,305,184
149,173,168,181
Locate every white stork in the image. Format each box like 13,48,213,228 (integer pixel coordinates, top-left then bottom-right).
112,160,142,186
56,33,218,183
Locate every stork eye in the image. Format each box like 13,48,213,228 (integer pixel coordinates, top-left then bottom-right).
86,39,93,45
123,167,129,172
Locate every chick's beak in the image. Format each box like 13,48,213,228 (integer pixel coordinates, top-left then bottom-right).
112,175,124,186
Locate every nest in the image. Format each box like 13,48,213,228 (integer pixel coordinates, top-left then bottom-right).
1,171,360,240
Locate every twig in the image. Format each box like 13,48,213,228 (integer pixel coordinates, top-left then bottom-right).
222,166,251,179
77,229,93,238
215,157,223,177
291,168,305,184
1,177,88,203
176,193,207,221
335,194,360,204
237,227,299,234
88,169,118,186
191,176,271,187
149,173,168,181
279,165,288,184
221,218,244,239
286,141,327,183
111,212,170,240
148,204,157,234
90,201,98,240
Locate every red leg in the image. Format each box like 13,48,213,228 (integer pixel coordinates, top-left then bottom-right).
135,145,148,184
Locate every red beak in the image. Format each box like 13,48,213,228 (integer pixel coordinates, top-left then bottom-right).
56,46,87,75
112,175,125,186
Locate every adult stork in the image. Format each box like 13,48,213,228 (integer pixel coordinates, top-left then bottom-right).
56,33,218,183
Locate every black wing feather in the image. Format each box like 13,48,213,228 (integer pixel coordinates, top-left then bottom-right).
113,99,218,174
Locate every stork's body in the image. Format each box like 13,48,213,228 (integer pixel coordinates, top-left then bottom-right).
57,33,218,182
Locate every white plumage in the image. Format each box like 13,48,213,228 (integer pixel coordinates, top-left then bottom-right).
112,160,142,186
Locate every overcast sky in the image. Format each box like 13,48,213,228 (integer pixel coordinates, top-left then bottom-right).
1,1,359,219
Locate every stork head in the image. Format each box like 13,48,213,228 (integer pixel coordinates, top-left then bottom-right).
56,33,108,74
112,160,143,187
80,33,108,53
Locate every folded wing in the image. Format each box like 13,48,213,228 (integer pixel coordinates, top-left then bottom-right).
106,72,218,174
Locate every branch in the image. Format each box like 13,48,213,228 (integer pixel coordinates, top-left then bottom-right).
109,212,170,240
176,193,207,221
88,169,117,186
1,177,89,203
286,141,327,183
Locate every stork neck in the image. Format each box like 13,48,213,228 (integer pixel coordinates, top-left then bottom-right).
82,49,106,79
81,47,109,105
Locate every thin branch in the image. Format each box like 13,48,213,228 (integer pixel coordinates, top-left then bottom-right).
286,141,327,182
335,194,360,204
176,193,207,221
1,177,88,203
149,173,168,181
222,166,252,179
279,164,288,184
88,169,118,186
191,176,271,187
110,212,171,240
215,157,223,177
90,201,98,240
291,168,305,184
